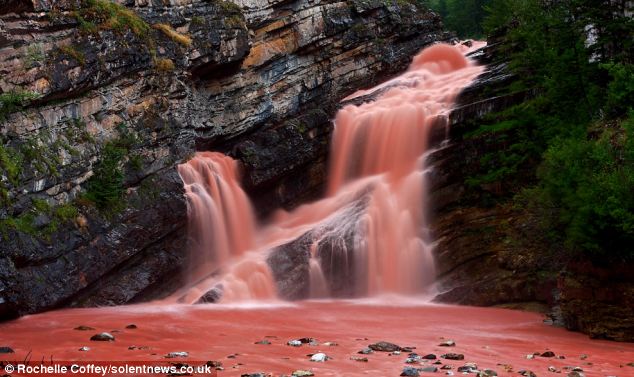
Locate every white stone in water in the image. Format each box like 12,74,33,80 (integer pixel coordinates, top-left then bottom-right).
78,346,90,351
310,353,328,362
287,340,302,347
165,351,189,358
526,354,535,359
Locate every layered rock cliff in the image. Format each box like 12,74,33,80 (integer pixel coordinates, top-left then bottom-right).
0,0,449,318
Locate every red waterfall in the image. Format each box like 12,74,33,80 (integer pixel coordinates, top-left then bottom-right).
176,43,485,302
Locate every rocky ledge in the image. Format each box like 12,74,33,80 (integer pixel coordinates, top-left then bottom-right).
0,0,449,318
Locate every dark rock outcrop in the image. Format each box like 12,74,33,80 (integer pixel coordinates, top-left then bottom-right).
0,0,449,318
429,41,634,342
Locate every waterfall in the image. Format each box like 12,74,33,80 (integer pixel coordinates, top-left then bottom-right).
176,43,485,303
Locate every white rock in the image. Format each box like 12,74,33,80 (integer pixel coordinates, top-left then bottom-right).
310,352,328,362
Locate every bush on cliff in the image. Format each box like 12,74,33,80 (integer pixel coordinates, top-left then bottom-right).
465,0,634,261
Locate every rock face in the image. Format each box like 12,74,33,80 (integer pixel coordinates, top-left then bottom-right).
429,41,634,342
0,0,449,318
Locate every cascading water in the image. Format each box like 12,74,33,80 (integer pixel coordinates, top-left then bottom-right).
177,43,485,303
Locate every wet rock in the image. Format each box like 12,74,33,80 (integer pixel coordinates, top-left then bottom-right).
422,354,437,360
478,370,497,377
287,340,302,347
526,354,535,359
579,354,588,360
519,371,537,377
206,361,223,370
391,351,402,356
165,352,189,358
255,340,271,345
292,371,314,377
350,356,368,362
369,341,401,352
128,346,150,350
125,324,137,329
567,372,585,377
571,367,583,372
406,353,421,363
78,346,90,352
90,332,115,341
298,337,317,344
441,365,452,370
323,342,338,346
0,346,14,353
309,353,329,362
241,374,268,377
439,340,456,347
548,366,559,372
441,353,464,360
457,363,478,373
358,347,374,354
541,351,556,358
195,285,223,304
400,367,420,377
74,326,95,331
421,366,438,372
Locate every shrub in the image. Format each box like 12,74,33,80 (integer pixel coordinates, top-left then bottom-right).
0,91,39,121
84,142,126,210
153,23,192,46
73,0,150,38
58,45,87,65
154,58,175,72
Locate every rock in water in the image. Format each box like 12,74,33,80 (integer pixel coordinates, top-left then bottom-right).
292,371,314,377
368,341,401,352
441,353,464,360
74,326,95,331
567,372,585,377
439,340,456,347
478,370,497,377
541,351,556,357
78,346,90,352
90,332,115,341
422,354,437,359
421,366,438,372
310,353,329,362
358,347,374,354
195,285,224,304
125,324,137,329
255,340,271,345
0,347,14,353
165,352,189,358
350,356,368,362
519,371,537,377
400,367,420,377
287,340,302,347
458,363,477,372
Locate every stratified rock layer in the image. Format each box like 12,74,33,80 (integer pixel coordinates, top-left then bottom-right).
0,0,449,318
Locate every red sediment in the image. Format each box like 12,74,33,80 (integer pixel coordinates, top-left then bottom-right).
1,301,633,376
